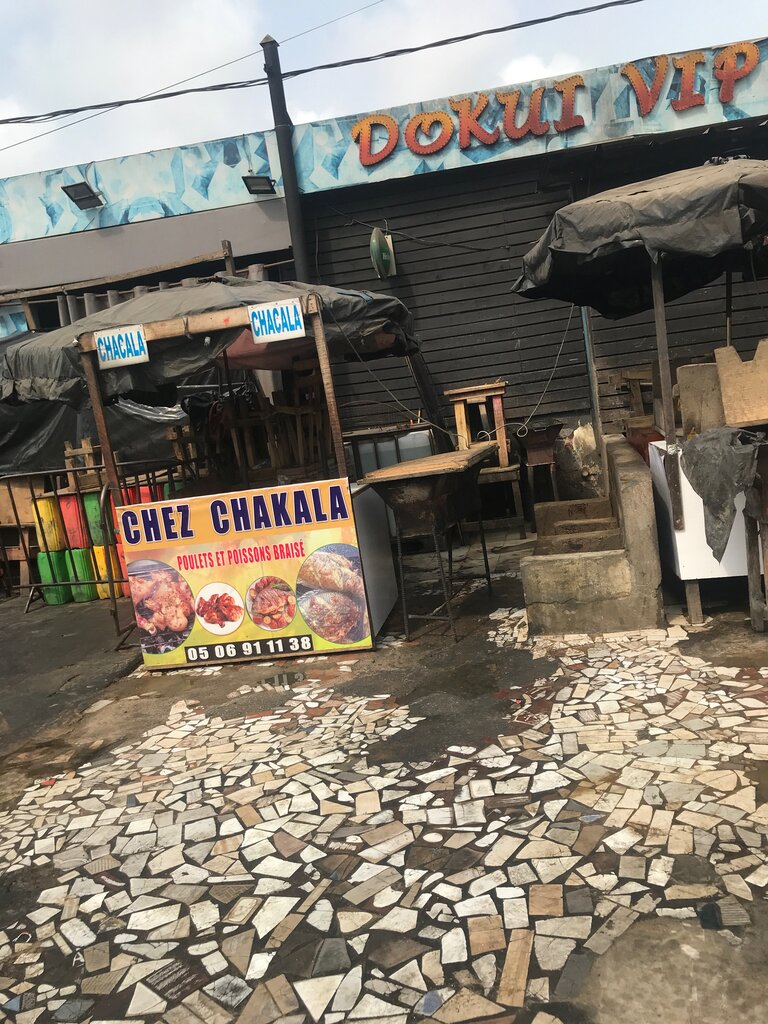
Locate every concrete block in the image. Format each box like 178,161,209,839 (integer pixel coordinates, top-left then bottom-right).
523,436,663,635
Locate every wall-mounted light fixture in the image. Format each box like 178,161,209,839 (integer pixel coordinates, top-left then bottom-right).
61,181,104,210
242,174,276,196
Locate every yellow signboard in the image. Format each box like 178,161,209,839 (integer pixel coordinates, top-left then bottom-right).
118,479,372,669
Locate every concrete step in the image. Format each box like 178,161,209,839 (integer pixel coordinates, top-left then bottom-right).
535,497,613,536
551,516,618,536
535,529,624,555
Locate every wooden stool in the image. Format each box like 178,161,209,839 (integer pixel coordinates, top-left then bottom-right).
444,382,526,537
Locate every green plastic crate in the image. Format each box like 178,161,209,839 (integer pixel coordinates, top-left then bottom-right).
36,551,72,605
65,549,99,602
83,493,106,545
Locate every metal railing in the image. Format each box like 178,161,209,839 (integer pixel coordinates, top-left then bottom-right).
0,452,206,649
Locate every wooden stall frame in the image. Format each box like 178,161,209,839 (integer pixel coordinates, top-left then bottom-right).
77,292,351,507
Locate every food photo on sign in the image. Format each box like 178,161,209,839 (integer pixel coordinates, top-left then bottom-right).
118,479,374,669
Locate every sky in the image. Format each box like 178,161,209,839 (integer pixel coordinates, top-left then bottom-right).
0,0,765,178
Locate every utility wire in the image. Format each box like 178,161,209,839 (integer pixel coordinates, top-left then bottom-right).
0,0,386,155
281,0,386,43
282,0,645,81
0,0,645,132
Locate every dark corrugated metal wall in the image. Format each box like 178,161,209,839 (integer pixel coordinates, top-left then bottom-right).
304,164,589,432
304,128,768,433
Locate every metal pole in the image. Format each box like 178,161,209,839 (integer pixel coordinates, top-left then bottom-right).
725,266,733,346
651,259,684,530
261,34,312,282
579,305,609,498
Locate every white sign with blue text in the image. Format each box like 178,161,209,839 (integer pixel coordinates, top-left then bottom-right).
248,298,305,344
95,324,149,370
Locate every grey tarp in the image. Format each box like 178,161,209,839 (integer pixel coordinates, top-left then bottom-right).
0,279,419,405
0,398,187,474
511,159,768,318
681,428,760,561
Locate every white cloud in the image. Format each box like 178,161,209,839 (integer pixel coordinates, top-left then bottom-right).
499,52,584,88
0,0,766,177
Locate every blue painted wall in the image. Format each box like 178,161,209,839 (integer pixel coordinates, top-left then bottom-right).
0,129,281,245
0,37,766,251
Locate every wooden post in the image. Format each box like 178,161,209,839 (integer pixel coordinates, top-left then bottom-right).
80,348,122,502
309,301,347,476
222,239,236,277
579,305,610,499
651,260,684,530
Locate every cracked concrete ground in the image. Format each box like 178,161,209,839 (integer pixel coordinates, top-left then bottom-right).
0,532,767,1023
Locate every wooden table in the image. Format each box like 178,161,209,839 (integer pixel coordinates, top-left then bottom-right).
362,443,497,640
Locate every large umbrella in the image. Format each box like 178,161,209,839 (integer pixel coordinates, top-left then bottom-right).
511,158,768,530
512,159,768,319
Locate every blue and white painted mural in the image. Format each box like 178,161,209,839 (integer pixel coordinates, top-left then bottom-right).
0,130,281,245
0,305,27,339
293,37,768,193
0,37,766,247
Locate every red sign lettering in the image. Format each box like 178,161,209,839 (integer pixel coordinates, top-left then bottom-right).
714,42,760,103
449,94,500,149
351,114,399,166
497,88,550,140
621,55,670,117
404,111,454,156
671,51,706,111
348,43,764,169
554,75,586,132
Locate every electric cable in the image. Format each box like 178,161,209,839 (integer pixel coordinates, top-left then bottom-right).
281,0,387,43
324,302,577,447
477,304,576,439
0,0,646,132
326,205,513,256
0,0,386,155
281,0,645,81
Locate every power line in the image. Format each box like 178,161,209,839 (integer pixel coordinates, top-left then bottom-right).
0,0,387,156
282,0,645,81
0,0,646,140
281,0,387,44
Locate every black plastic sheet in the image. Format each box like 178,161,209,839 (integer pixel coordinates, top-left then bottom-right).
0,279,419,404
512,160,768,319
681,428,761,561
0,398,187,474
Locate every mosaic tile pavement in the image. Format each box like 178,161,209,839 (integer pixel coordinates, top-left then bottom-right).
1,611,768,1022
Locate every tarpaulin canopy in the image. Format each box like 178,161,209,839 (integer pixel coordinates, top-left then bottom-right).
0,397,187,474
0,278,419,405
512,159,768,319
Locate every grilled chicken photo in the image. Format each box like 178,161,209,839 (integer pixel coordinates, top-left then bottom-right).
196,591,243,628
247,577,296,630
298,589,367,644
129,569,195,636
297,550,364,600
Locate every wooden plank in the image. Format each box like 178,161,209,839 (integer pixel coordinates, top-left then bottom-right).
497,929,533,1008
444,382,508,399
715,341,768,428
80,350,122,499
684,580,704,626
77,295,316,352
362,442,496,483
1,247,229,302
651,261,684,531
678,363,725,436
491,394,509,467
453,400,470,450
310,308,347,475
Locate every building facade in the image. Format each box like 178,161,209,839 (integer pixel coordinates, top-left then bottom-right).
1,36,767,431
